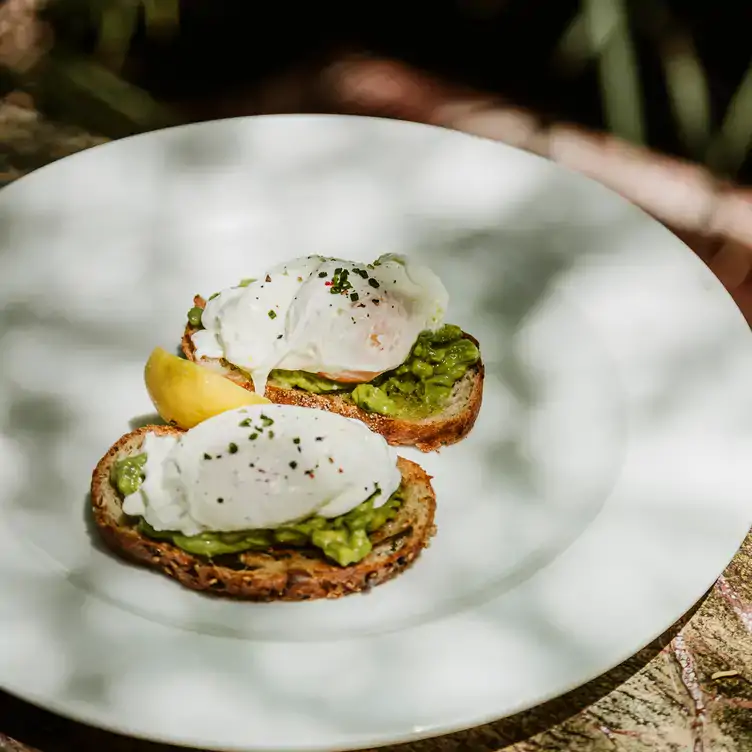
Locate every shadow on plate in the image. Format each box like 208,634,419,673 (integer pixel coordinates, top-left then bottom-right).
0,595,707,752
128,413,167,431
79,493,113,559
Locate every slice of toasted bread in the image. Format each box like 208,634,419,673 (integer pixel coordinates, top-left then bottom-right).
181,296,484,452
91,425,437,601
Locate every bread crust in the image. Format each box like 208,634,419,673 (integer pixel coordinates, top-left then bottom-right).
91,426,437,601
182,296,484,452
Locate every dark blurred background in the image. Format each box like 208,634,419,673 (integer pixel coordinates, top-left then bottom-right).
5,0,752,181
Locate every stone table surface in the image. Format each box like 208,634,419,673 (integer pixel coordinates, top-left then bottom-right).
0,102,751,752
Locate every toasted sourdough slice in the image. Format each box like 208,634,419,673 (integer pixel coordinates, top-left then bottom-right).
181,295,484,452
91,425,437,602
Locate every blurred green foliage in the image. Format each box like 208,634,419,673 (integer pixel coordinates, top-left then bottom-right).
32,0,181,137
6,0,752,176
565,0,751,176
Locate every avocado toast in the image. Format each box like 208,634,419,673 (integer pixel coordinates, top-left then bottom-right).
183,293,484,453
91,417,437,602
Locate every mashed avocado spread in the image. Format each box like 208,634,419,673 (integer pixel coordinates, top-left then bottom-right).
270,325,479,417
112,455,403,567
112,454,147,497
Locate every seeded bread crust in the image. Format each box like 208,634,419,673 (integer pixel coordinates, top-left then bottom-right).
91,425,437,601
181,296,484,452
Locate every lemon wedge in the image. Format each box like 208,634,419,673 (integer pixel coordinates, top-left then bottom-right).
144,347,269,430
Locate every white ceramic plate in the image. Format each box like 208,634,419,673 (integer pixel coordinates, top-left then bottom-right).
0,115,750,752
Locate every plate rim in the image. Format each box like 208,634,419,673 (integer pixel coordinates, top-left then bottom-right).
0,112,750,751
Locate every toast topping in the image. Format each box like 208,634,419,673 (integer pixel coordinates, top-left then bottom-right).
117,405,402,565
133,489,404,567
190,254,448,396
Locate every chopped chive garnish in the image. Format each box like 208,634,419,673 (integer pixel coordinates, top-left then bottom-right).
228,443,238,454
368,278,380,288
268,310,277,319
289,461,298,470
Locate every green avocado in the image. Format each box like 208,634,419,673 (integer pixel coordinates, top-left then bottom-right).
186,306,203,328
356,324,480,418
138,490,402,567
113,457,404,568
269,369,349,394
111,454,148,497
349,384,397,415
271,324,480,418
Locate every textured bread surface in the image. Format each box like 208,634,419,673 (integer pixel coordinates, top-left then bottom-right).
91,425,437,601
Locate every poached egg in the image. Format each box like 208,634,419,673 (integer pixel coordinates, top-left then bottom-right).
191,254,448,395
122,404,402,537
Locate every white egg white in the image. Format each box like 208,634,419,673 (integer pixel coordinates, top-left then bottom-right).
191,254,448,394
122,404,402,537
